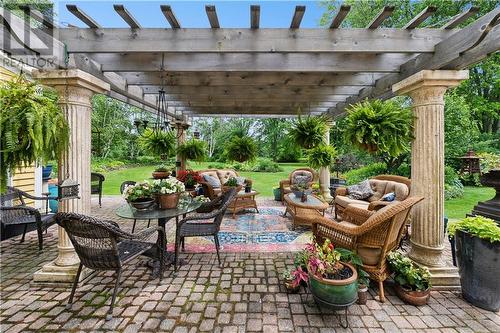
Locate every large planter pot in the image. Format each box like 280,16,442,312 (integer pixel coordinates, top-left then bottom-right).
129,198,155,210
455,229,500,311
152,171,170,179
308,262,358,309
42,165,53,180
273,188,282,201
394,284,430,306
48,184,59,213
158,193,180,209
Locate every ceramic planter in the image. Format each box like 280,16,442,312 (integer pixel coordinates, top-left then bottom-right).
394,284,430,306
308,262,358,308
158,193,180,209
455,229,500,311
129,198,155,210
273,188,282,201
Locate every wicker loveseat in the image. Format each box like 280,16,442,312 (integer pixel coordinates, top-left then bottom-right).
198,169,252,200
334,175,411,219
279,167,319,202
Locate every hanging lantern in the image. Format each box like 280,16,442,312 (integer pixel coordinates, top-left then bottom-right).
133,119,142,131
57,178,80,201
459,150,482,175
142,119,149,128
194,130,200,139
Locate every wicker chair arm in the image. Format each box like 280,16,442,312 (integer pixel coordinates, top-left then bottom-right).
343,205,375,225
367,200,392,211
279,179,290,188
15,188,57,201
0,205,41,219
199,181,218,200
336,187,348,196
196,195,223,213
134,226,166,243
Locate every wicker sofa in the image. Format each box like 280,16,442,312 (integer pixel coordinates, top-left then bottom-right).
279,167,319,202
334,175,411,220
198,169,252,199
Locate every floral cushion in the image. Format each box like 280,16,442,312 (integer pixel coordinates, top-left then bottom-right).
293,174,312,186
347,180,374,200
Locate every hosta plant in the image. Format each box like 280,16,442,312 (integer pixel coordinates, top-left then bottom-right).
387,251,431,291
177,139,207,162
289,115,331,149
448,216,500,243
0,75,69,191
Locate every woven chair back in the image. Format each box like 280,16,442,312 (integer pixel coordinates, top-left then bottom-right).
213,188,238,229
56,212,123,270
0,187,25,207
120,181,137,194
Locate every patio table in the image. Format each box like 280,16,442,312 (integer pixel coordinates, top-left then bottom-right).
284,193,329,229
115,199,201,275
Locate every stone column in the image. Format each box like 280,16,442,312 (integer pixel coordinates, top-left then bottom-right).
33,69,110,283
175,121,189,172
319,126,332,200
393,70,468,286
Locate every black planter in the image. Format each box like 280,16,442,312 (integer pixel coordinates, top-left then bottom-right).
455,230,500,311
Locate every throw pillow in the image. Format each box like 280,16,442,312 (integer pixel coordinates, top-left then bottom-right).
203,174,221,188
382,192,396,202
347,180,374,200
293,175,311,186
235,176,246,186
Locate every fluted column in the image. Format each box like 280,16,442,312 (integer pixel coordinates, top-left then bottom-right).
320,126,332,200
33,69,109,283
393,70,468,282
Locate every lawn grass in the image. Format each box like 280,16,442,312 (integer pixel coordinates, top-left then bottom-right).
445,186,494,220
100,164,494,220
100,162,308,197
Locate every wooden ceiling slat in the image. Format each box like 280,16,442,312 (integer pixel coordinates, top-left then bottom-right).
404,6,437,29
113,4,141,29
250,5,260,29
367,6,395,29
442,7,480,29
160,5,181,29
66,4,101,28
206,5,220,29
329,5,351,29
290,5,306,29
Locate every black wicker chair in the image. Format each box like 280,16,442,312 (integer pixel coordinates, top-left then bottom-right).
175,188,237,270
119,181,151,233
0,186,57,250
91,172,105,207
56,212,165,320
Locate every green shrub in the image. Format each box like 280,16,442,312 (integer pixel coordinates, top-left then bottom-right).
344,163,387,185
251,158,283,173
207,162,228,169
448,216,500,243
478,152,500,173
91,159,126,173
133,156,159,165
393,163,411,178
445,183,464,200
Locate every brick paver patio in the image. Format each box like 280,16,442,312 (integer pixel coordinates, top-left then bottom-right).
1,196,499,332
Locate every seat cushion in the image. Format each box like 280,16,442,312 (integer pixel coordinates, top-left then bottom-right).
217,170,238,185
335,195,369,209
368,180,409,202
202,174,221,189
357,246,382,266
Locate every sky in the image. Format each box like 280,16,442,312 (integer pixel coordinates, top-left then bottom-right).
55,0,327,28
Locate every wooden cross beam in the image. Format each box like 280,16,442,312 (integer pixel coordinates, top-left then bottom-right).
290,6,306,29
330,5,351,29
250,5,260,29
20,5,54,29
114,4,141,29
160,5,181,28
206,5,220,29
66,4,101,28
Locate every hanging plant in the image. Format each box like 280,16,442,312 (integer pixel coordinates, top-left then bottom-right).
344,99,414,157
177,139,207,162
307,144,337,170
0,75,69,191
138,128,176,159
225,136,257,163
289,115,331,149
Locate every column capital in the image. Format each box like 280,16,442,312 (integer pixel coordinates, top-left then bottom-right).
32,69,110,94
392,70,469,96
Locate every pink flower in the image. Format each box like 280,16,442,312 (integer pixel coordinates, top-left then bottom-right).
291,266,309,287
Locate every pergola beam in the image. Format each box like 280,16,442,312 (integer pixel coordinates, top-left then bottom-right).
290,6,306,29
404,6,437,29
250,5,260,29
329,5,351,29
442,7,480,29
205,5,220,29
90,53,414,72
20,5,54,29
121,72,383,87
367,6,395,29
148,94,351,103
113,4,141,29
160,5,181,28
57,28,455,54
177,106,332,113
66,4,101,28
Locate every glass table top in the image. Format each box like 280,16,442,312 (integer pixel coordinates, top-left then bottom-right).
116,199,201,220
285,193,328,208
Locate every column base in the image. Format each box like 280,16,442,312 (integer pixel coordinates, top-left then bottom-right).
33,260,93,286
408,239,446,267
413,263,461,289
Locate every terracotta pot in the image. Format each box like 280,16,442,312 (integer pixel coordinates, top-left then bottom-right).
394,284,430,306
152,171,170,179
158,193,180,209
357,285,368,305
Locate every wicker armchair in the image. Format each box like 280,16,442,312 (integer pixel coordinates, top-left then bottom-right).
0,186,57,250
312,196,424,302
119,181,151,233
174,188,238,270
279,168,318,202
56,212,165,321
91,172,105,207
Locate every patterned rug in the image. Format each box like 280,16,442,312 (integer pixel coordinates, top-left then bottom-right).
167,206,313,253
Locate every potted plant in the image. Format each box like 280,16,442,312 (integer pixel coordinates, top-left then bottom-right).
282,268,302,293
335,248,370,305
138,128,176,160
122,182,155,210
222,176,242,192
177,169,202,190
177,139,207,163
291,181,309,198
289,115,331,149
152,177,185,209
152,164,171,179
273,187,282,201
225,136,257,163
447,216,500,311
387,251,432,306
0,75,69,191
306,240,358,307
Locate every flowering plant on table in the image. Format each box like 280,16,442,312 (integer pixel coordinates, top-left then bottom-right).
152,177,185,195
176,170,202,188
122,182,153,202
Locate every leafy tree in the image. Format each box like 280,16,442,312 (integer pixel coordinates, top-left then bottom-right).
256,118,291,161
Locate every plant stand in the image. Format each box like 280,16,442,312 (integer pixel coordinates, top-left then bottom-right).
306,284,355,329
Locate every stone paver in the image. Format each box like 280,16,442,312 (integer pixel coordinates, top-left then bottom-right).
1,196,499,332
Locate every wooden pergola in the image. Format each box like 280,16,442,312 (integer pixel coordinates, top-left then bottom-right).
1,3,499,287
